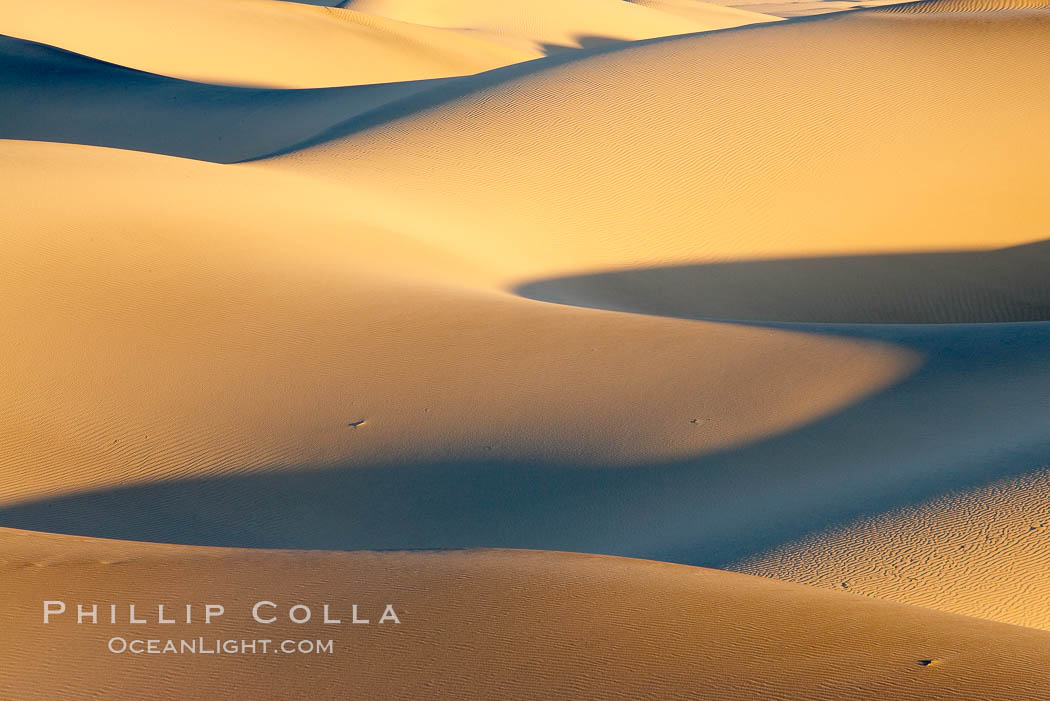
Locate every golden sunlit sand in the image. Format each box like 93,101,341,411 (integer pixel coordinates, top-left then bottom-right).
4,530,1050,700
0,0,778,88
2,0,1050,697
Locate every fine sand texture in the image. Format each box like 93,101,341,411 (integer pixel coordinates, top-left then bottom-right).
735,468,1050,630
0,0,777,88
343,0,780,51
268,2,1050,284
0,35,456,162
0,0,537,87
3,0,1050,697
3,530,1050,701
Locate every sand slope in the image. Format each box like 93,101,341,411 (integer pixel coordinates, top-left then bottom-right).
0,35,455,162
736,468,1050,630
5,124,1050,630
0,139,914,505
875,0,1050,12
268,6,1050,284
3,0,1050,696
631,0,783,27
516,240,1050,324
3,529,1050,701
345,0,779,52
0,0,538,87
0,0,778,89
202,0,1050,631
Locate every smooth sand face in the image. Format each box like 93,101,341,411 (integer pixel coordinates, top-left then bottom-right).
0,34,477,163
629,0,784,26
0,0,541,88
3,0,1050,697
345,0,779,51
4,530,1050,701
269,7,1050,286
0,140,916,505
0,0,777,89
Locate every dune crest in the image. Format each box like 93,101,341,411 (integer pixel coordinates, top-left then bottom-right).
0,140,916,506
0,0,538,88
516,241,1050,324
3,0,1050,697
0,0,779,89
630,0,783,27
4,530,1050,700
345,0,779,51
266,6,1050,286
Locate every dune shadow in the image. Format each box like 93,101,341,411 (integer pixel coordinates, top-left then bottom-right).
539,34,641,55
0,18,792,163
0,34,453,163
517,240,1050,324
0,31,627,163
3,322,1050,567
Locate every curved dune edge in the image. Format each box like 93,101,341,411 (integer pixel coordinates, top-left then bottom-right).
265,6,1050,286
343,0,780,53
514,240,1050,323
734,468,1050,630
630,0,784,26
2,7,1050,698
3,529,1050,700
0,35,462,163
0,139,918,505
0,0,777,89
0,0,541,88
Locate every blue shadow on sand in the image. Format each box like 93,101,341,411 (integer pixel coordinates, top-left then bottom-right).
2,317,1049,569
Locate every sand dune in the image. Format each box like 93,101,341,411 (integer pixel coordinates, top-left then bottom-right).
724,0,905,16
345,0,779,51
736,468,1050,629
0,0,538,88
4,133,1050,631
0,0,777,90
516,241,1050,324
267,5,1050,285
0,35,454,162
875,0,1050,12
630,0,783,27
3,0,1050,697
4,529,1050,701
0,138,914,504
